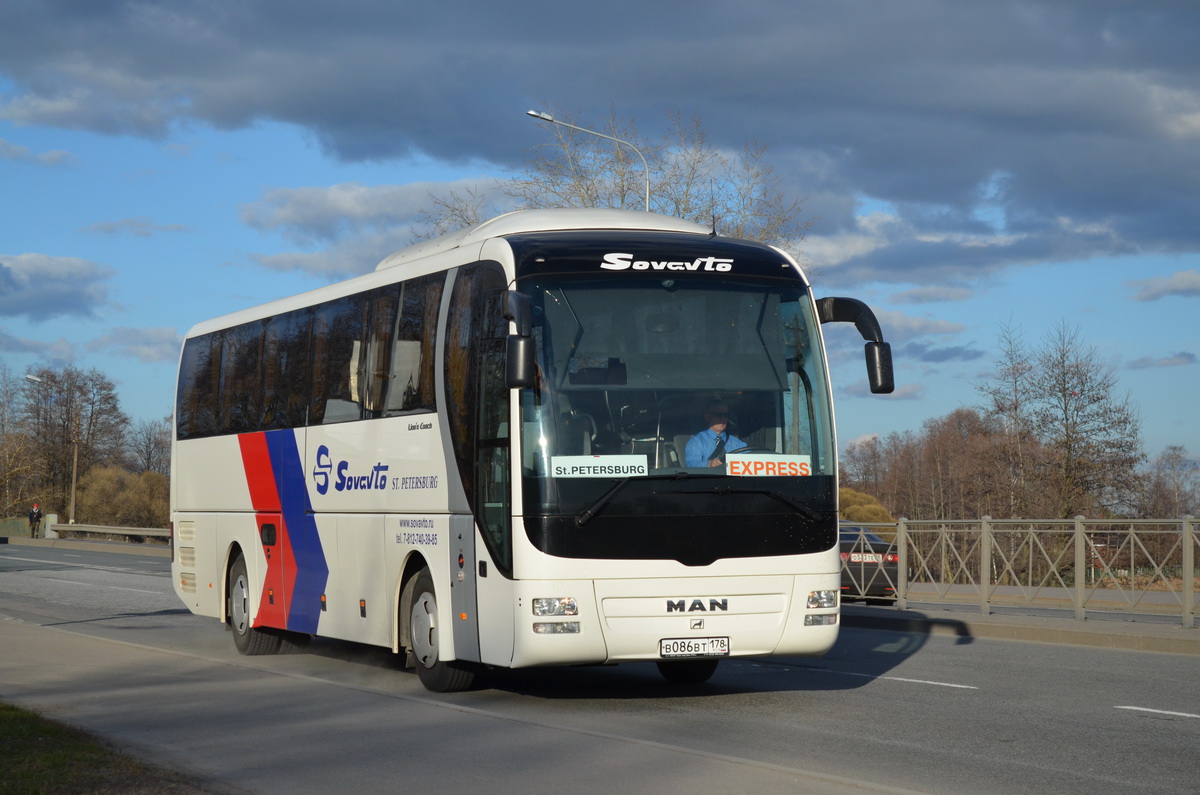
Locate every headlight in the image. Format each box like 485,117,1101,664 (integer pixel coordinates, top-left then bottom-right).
533,622,580,634
532,596,578,617
807,590,838,609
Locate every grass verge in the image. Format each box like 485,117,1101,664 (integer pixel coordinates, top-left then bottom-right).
0,702,223,794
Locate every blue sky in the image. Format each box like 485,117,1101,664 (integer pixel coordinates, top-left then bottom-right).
1,1,1197,460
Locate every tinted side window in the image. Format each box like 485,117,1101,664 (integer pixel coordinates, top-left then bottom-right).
263,309,313,429
177,274,443,437
311,293,368,424
219,321,264,434
176,334,220,439
386,272,443,415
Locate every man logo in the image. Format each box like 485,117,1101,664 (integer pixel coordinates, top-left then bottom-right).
666,598,729,613
690,618,705,630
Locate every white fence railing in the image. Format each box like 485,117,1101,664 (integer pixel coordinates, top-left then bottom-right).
842,517,1198,628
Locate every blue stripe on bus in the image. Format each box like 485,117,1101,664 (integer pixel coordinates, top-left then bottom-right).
263,429,328,634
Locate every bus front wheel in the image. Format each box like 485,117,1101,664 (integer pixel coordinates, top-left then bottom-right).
408,568,475,692
227,555,282,656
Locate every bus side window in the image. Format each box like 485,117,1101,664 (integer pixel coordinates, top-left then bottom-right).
311,294,368,424
385,272,442,416
361,285,400,416
263,309,313,430
219,321,265,435
177,333,220,439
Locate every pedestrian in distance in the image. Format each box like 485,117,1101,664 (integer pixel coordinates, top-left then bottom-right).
28,503,43,538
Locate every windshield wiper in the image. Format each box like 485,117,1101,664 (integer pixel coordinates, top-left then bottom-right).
652,486,821,522
575,471,696,526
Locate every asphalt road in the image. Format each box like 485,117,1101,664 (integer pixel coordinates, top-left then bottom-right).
1,543,1198,794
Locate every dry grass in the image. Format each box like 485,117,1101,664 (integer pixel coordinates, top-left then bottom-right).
0,702,228,794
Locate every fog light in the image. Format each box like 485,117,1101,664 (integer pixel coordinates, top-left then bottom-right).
807,590,838,609
533,621,580,634
532,597,578,617
805,614,838,626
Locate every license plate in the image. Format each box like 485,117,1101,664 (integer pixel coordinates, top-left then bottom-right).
659,637,730,658
850,552,884,563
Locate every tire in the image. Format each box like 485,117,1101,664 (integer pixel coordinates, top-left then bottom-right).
656,658,720,684
408,568,475,692
275,630,312,654
228,555,283,656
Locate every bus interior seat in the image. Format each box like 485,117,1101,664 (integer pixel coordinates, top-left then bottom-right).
616,396,662,462
556,394,595,456
673,433,695,466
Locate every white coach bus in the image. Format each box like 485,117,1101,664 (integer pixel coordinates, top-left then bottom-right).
171,208,893,691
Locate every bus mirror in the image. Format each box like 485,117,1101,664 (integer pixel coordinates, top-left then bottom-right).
504,291,532,338
865,341,894,394
816,296,883,343
506,335,536,389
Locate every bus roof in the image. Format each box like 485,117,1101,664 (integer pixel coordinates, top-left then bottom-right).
183,210,718,340
375,209,711,271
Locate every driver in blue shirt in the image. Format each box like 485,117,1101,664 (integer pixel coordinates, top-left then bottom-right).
685,402,746,467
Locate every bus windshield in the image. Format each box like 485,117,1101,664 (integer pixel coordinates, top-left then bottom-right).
517,272,837,565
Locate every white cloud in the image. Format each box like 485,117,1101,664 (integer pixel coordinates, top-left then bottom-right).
842,381,926,400
0,253,113,320
1127,351,1197,370
1128,269,1200,301
88,327,183,363
890,286,975,304
81,217,190,237
0,137,73,165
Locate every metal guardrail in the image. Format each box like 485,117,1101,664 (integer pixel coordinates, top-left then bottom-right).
841,517,1198,628
47,523,169,543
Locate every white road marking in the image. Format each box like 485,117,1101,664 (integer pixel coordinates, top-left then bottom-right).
1115,706,1200,720
826,668,979,689
772,662,979,689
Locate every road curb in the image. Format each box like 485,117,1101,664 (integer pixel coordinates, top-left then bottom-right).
841,605,1200,655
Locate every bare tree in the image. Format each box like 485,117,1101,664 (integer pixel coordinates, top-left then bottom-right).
1138,445,1199,518
846,323,1148,521
0,365,34,516
976,323,1040,517
415,183,495,240
126,413,172,476
21,366,130,518
416,108,808,250
1029,322,1143,517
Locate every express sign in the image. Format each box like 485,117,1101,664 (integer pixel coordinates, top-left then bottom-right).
725,454,812,477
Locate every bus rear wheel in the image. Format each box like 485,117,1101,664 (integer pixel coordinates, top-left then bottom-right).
656,659,719,684
228,555,282,656
408,568,475,692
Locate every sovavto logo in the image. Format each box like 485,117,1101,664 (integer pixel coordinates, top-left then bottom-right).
312,444,388,495
600,252,734,272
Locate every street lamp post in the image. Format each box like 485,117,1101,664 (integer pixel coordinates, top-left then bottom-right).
525,109,651,212
25,372,79,524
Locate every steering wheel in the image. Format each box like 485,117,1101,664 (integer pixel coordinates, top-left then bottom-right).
726,446,775,455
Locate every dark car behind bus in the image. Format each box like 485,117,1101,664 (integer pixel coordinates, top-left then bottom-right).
839,526,899,602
